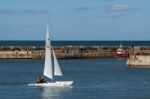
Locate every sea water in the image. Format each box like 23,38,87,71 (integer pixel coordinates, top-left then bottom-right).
0,41,150,46
0,59,150,99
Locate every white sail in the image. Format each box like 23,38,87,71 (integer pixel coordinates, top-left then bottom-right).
28,21,73,87
43,24,53,80
52,49,63,76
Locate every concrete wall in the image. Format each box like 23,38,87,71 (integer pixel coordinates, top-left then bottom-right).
0,46,117,59
127,55,150,66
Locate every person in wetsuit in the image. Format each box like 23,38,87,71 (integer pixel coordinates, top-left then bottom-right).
36,76,46,83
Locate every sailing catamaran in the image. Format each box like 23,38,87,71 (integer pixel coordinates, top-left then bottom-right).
28,23,73,87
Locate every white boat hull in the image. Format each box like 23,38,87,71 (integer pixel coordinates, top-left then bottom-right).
28,81,73,87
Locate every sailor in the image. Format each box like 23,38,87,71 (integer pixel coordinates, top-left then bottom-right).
36,76,46,83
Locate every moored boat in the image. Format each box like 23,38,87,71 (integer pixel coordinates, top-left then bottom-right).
113,44,129,58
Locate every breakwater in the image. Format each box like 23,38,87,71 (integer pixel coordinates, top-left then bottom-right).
1,46,150,59
127,55,150,66
0,46,131,59
126,47,150,66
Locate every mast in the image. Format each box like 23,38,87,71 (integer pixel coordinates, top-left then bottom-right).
119,41,122,48
43,22,53,80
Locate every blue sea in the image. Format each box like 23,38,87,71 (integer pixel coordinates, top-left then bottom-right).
0,41,150,99
0,40,150,46
1,59,150,99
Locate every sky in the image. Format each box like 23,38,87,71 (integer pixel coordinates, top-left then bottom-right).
0,0,150,41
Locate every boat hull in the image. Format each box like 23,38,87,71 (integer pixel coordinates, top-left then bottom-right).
113,53,129,58
28,81,73,87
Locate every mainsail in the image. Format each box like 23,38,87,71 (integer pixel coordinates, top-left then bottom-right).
43,24,53,80
52,50,63,76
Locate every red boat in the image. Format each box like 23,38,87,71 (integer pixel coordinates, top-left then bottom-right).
113,44,129,58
